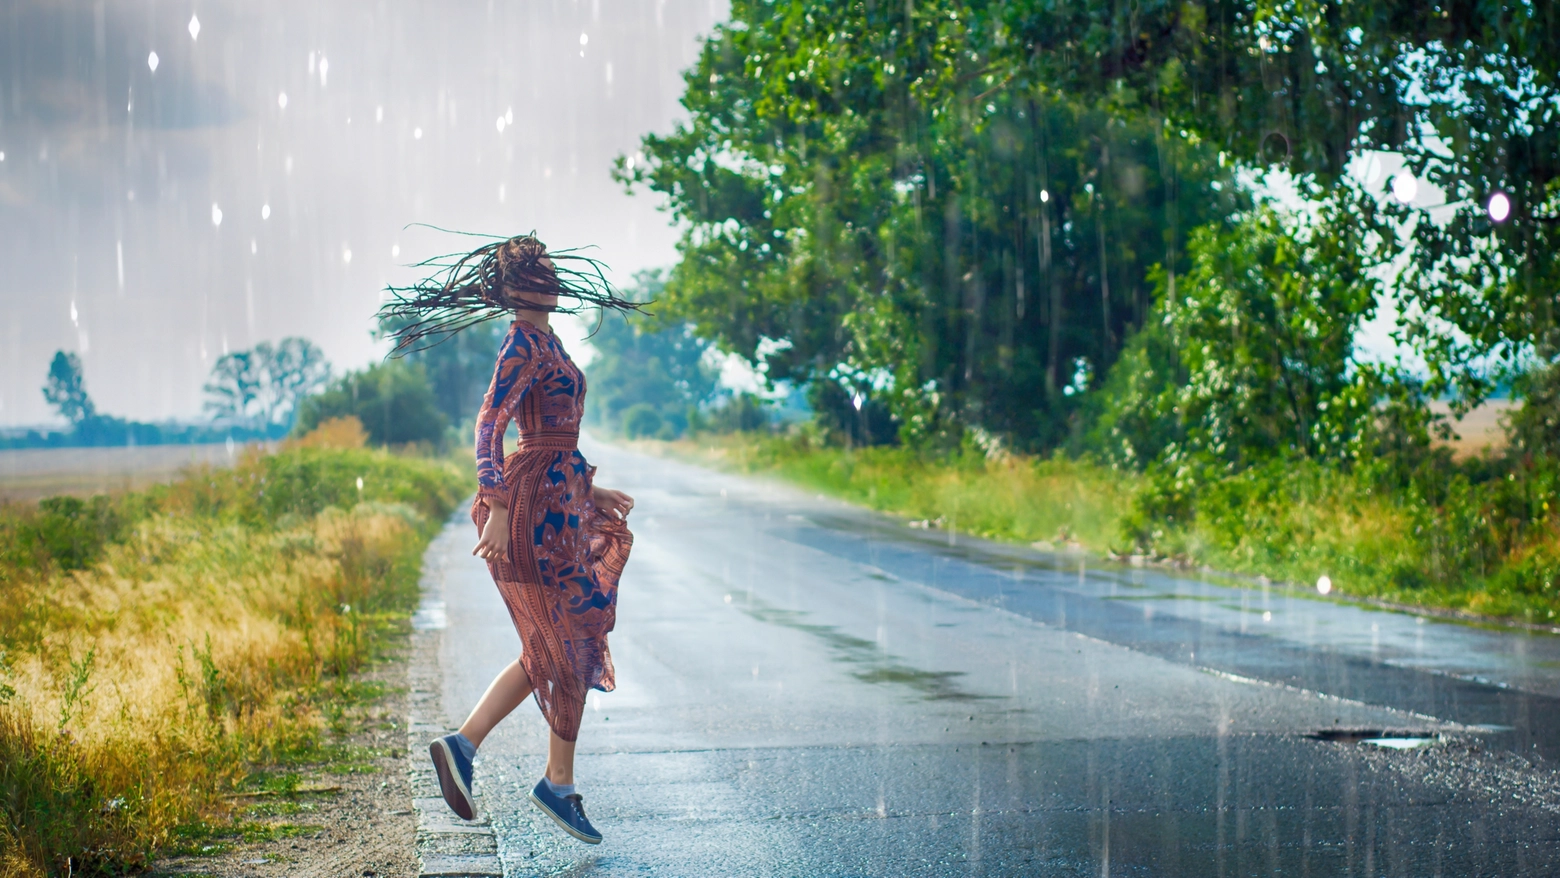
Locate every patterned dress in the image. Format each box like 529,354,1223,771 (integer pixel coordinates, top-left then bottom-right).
473,318,632,742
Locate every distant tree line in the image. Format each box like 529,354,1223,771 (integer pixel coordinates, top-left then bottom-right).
8,346,329,450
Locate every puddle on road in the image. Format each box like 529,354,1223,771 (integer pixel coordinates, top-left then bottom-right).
728,587,996,702
1102,594,1225,602
1308,728,1441,749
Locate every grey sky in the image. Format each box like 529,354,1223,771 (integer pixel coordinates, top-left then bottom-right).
0,0,723,426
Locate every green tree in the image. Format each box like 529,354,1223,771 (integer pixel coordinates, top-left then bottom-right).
204,338,330,432
971,0,1560,410
1104,202,1393,476
622,0,1234,449
293,361,448,447
584,271,720,438
378,317,507,428
627,0,1560,448
42,351,95,425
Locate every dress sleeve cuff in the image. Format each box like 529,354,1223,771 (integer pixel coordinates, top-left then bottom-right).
478,485,509,508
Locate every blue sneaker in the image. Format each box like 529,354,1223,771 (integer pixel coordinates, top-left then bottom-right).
429,734,476,820
529,778,602,844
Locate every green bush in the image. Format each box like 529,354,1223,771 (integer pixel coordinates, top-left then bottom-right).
28,497,130,572
621,404,665,439
293,362,449,447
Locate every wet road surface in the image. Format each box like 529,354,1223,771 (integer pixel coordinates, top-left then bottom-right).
420,439,1560,876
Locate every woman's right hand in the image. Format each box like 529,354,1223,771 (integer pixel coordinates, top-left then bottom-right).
473,502,510,562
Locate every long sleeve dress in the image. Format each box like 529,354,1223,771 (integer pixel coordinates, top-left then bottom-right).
472,318,632,742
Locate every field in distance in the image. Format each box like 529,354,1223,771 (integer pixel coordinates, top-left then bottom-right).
0,443,253,502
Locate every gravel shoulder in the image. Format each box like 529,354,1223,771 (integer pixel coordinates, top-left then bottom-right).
150,647,420,878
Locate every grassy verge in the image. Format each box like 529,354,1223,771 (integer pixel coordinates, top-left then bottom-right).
661,432,1132,551
648,432,1560,626
0,439,467,877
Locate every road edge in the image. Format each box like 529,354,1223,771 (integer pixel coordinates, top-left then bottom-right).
408,514,505,878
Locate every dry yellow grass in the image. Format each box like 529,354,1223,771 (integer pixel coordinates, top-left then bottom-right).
0,437,465,876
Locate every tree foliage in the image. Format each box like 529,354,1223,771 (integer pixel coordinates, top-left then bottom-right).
203,338,330,432
627,0,1560,452
293,361,448,448
1103,200,1400,471
376,317,506,428
622,0,1238,449
584,271,720,439
42,352,94,425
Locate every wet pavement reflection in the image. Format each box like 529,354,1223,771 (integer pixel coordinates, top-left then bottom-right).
428,440,1560,876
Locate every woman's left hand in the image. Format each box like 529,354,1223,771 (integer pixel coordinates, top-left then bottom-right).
592,485,635,520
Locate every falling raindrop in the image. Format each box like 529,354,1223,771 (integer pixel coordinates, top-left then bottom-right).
0,151,5,162
1316,575,1333,595
1362,154,1383,185
342,246,352,264
210,203,223,226
250,239,257,254
278,91,289,109
116,241,124,291
413,127,423,139
319,56,329,87
187,14,200,41
70,301,79,325
505,107,514,124
496,116,506,133
147,51,159,72
261,203,270,219
1262,610,1272,622
376,105,384,123
391,243,400,259
1488,192,1511,223
1391,171,1418,204
498,183,506,203
1040,189,1050,203
580,32,589,45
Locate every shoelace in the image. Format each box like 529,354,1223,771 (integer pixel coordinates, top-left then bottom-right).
565,793,588,820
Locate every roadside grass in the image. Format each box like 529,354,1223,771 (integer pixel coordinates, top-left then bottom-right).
649,432,1560,626
0,428,466,877
651,432,1133,552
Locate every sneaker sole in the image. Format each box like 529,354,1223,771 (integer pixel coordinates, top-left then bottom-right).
528,790,603,844
429,739,476,821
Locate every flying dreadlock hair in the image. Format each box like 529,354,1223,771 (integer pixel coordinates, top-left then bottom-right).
377,230,644,357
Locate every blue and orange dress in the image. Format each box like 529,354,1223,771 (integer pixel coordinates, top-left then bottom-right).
473,318,632,742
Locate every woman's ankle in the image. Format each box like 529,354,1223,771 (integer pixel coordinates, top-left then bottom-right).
452,730,481,757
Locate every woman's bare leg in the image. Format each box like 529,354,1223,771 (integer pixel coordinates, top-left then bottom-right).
458,659,533,749
545,732,577,786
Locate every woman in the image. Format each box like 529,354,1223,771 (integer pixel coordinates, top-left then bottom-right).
380,234,638,844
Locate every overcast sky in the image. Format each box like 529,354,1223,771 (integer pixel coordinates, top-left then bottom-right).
0,0,724,426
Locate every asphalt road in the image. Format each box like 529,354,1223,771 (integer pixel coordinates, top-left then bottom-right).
423,438,1560,877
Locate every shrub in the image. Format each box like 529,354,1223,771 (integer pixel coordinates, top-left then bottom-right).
620,404,664,439
293,362,448,447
